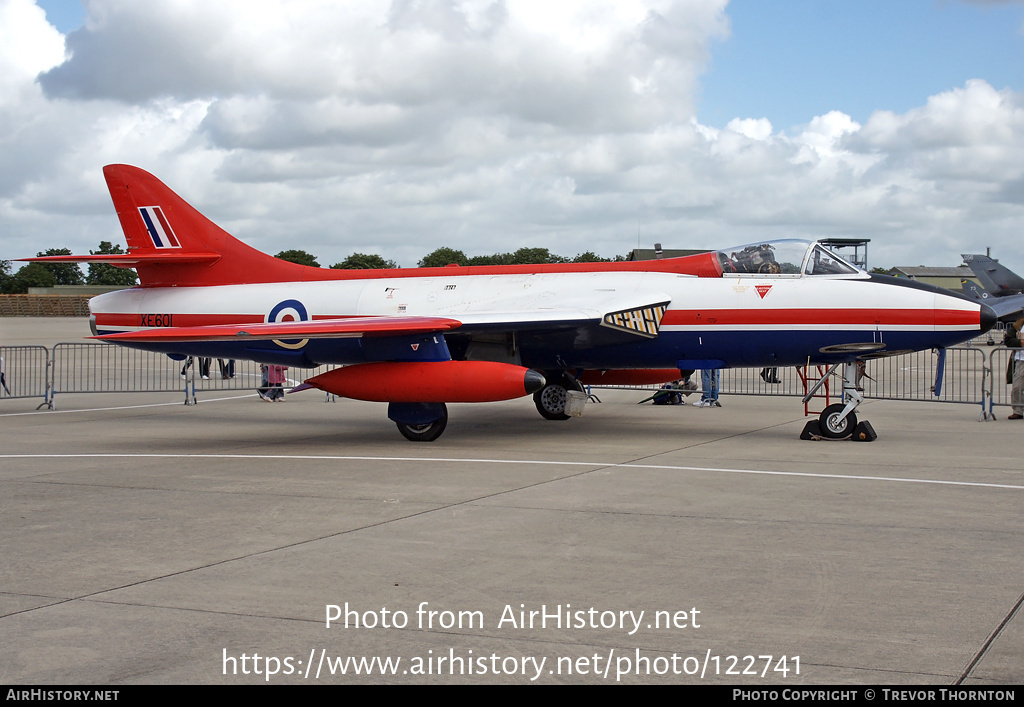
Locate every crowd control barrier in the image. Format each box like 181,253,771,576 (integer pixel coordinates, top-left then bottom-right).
0,346,51,405
0,341,1018,419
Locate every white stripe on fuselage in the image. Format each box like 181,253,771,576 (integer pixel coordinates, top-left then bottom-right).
89,270,977,331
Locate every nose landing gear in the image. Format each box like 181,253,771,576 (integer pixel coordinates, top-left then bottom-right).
801,362,877,442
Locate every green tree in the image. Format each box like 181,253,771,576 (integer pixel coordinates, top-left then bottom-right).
36,248,85,285
509,247,569,264
87,241,139,286
1,263,57,293
419,246,624,268
331,253,398,269
418,247,468,268
275,249,320,267
467,253,504,266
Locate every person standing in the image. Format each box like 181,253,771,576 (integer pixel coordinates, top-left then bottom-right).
697,368,721,408
257,364,272,401
0,354,9,395
1007,318,1024,420
266,364,288,401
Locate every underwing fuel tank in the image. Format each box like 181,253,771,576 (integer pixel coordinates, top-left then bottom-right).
304,361,547,403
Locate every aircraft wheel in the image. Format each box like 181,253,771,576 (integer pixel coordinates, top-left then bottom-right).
535,375,582,421
395,406,448,442
534,375,583,421
819,403,857,439
534,384,569,420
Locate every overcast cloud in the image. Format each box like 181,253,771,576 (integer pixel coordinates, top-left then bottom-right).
1,0,1022,270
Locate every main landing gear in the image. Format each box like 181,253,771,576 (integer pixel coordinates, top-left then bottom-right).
396,410,448,442
533,373,583,421
801,362,877,442
389,402,448,442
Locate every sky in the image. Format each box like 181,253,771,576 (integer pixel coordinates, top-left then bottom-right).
2,0,1023,272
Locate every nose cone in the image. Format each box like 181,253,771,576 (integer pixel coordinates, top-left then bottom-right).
524,369,547,394
979,303,996,334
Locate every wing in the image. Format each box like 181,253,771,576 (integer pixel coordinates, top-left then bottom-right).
983,294,1024,320
442,288,673,339
92,316,463,342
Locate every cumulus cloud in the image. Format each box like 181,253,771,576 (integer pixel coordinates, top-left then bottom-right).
39,0,726,132
2,0,1023,272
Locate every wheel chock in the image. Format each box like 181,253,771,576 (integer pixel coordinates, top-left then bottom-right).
800,420,822,440
851,420,877,442
801,419,876,441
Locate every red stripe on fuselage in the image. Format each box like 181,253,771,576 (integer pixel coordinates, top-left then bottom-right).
95,313,267,327
94,313,382,328
661,308,977,327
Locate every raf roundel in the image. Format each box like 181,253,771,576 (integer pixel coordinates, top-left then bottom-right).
267,299,310,349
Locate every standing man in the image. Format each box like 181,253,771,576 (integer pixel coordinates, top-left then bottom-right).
697,368,721,408
1007,318,1024,420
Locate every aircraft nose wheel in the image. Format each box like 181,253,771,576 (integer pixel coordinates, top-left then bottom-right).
819,403,857,439
394,404,448,442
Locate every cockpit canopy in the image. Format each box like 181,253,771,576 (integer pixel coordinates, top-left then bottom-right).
715,240,862,278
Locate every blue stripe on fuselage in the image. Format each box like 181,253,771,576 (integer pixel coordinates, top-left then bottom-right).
98,326,977,370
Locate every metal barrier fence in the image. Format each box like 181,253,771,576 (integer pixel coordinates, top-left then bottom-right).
0,342,339,409
49,345,262,407
868,347,987,405
603,347,988,405
0,346,50,402
0,340,1020,418
987,347,1020,412
44,343,334,409
593,344,1009,419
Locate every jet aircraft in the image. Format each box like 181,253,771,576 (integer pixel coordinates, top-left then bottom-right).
27,165,995,441
961,254,1024,321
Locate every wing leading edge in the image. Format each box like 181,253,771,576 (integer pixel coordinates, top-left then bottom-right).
91,296,673,344
92,316,464,343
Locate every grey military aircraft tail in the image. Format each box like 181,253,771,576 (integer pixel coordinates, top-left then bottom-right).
962,254,1024,296
961,254,1024,322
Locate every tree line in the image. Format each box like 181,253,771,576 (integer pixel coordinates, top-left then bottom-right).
277,247,628,269
1,242,138,294
1,244,629,294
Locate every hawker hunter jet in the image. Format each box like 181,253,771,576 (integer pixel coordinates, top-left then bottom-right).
26,165,995,441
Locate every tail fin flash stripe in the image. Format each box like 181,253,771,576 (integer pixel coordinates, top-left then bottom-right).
139,206,181,249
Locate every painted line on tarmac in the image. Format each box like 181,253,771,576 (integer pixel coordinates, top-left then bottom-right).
1,453,1022,491
0,394,255,417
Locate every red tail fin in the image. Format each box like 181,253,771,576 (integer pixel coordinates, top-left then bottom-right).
104,164,320,287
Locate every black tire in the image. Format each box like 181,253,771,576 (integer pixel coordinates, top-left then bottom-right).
396,405,448,442
533,374,583,421
534,383,570,420
818,403,857,439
